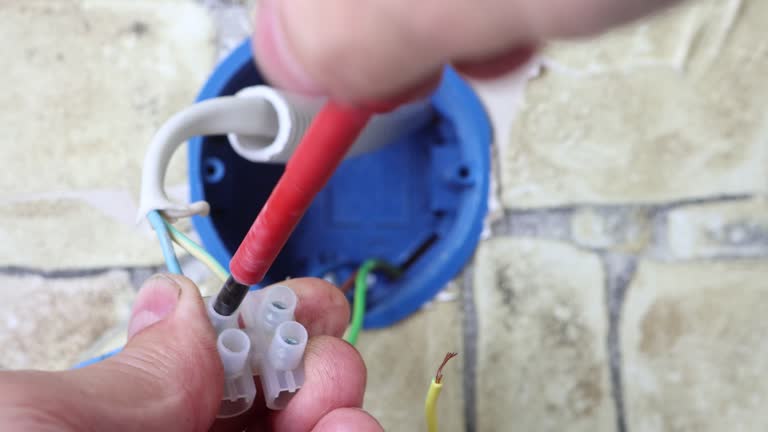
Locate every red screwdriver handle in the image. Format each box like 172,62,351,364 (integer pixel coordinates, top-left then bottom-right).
230,101,373,285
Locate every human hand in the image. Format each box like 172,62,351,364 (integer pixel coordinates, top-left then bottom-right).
0,275,381,432
253,0,682,103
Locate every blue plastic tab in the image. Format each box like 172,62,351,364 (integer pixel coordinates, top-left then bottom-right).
189,39,491,328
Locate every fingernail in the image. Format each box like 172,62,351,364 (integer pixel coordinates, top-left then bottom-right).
128,275,181,339
253,0,321,94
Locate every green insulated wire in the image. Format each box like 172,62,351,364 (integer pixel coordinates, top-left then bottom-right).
162,218,230,282
345,259,402,345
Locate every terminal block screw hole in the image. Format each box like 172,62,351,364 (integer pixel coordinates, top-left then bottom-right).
220,329,249,354
204,157,226,184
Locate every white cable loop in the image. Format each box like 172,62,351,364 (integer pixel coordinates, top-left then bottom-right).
138,86,433,222
138,95,278,220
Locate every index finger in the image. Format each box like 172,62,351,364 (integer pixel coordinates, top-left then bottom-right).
269,336,369,431
275,277,351,338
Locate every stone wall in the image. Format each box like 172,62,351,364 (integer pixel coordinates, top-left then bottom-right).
0,1,765,431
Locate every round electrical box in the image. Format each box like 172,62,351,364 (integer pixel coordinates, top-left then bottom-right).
190,39,491,328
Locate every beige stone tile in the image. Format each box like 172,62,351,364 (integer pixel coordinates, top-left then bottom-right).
76,257,221,365
474,238,615,432
622,260,768,432
0,270,134,370
0,0,214,195
0,198,165,268
544,1,741,73
76,321,128,366
572,208,653,253
356,283,463,432
665,198,768,259
499,0,767,208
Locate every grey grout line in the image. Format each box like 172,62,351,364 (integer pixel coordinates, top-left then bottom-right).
128,266,166,288
600,252,638,432
198,0,252,59
461,265,478,432
490,207,574,240
0,266,116,278
2,182,759,431
486,195,763,432
500,193,752,215
0,264,165,289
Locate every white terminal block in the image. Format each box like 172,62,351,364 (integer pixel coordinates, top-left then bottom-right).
241,285,308,410
207,297,238,333
209,285,309,417
217,328,257,418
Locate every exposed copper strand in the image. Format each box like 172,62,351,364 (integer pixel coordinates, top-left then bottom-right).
434,352,458,384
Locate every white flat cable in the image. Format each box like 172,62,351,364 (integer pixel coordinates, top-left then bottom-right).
138,95,280,220
138,86,433,221
228,86,433,164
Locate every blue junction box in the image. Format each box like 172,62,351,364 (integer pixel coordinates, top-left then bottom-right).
189,39,492,328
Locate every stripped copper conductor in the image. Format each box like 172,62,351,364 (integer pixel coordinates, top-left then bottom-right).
434,352,458,384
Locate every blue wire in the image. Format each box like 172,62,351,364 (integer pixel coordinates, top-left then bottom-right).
72,211,179,369
72,347,122,369
147,210,182,275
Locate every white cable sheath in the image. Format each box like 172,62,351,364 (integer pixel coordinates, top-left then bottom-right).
227,86,322,163
228,86,434,163
138,96,279,220
138,86,433,220
348,99,433,157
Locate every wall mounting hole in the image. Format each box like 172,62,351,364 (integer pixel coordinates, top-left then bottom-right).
204,157,226,184
457,165,470,179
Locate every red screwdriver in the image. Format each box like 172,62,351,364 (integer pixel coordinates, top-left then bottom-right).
212,101,375,316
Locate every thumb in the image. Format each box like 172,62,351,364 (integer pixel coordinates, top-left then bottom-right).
0,274,223,432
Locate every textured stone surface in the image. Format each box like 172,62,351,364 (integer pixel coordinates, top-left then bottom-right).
0,198,164,268
622,260,768,432
357,284,463,432
664,199,768,259
572,207,653,252
75,321,128,367
0,0,214,196
499,0,768,208
0,271,134,370
203,0,254,59
543,1,742,73
0,0,213,269
1,2,767,431
474,238,615,432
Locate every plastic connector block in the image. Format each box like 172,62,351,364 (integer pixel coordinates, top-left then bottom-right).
217,328,257,418
240,285,308,410
208,285,308,417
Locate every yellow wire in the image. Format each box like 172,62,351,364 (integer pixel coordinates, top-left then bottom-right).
424,379,443,432
161,218,230,282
